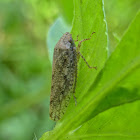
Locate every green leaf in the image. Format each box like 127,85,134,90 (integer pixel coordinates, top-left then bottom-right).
70,100,140,140
69,10,140,139
85,10,140,122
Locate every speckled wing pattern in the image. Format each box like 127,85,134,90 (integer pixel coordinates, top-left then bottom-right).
50,32,77,121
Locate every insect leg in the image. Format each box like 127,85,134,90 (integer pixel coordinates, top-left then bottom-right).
77,32,95,52
74,35,79,42
73,94,77,106
77,51,97,69
72,59,78,106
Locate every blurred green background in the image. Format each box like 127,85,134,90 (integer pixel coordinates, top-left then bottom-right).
0,0,58,139
0,0,139,140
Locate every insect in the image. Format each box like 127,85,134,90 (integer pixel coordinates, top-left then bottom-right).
49,32,97,121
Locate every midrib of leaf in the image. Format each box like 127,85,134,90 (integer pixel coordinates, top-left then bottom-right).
48,56,140,140
102,0,109,56
68,133,140,139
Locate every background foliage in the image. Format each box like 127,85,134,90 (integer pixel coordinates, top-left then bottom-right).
0,0,139,140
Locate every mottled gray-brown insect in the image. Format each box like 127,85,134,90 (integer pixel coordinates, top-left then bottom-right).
50,32,96,121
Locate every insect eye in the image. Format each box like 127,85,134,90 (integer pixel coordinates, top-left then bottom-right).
68,38,73,43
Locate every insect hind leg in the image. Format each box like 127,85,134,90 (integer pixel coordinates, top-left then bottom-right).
74,35,79,42
77,51,97,70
